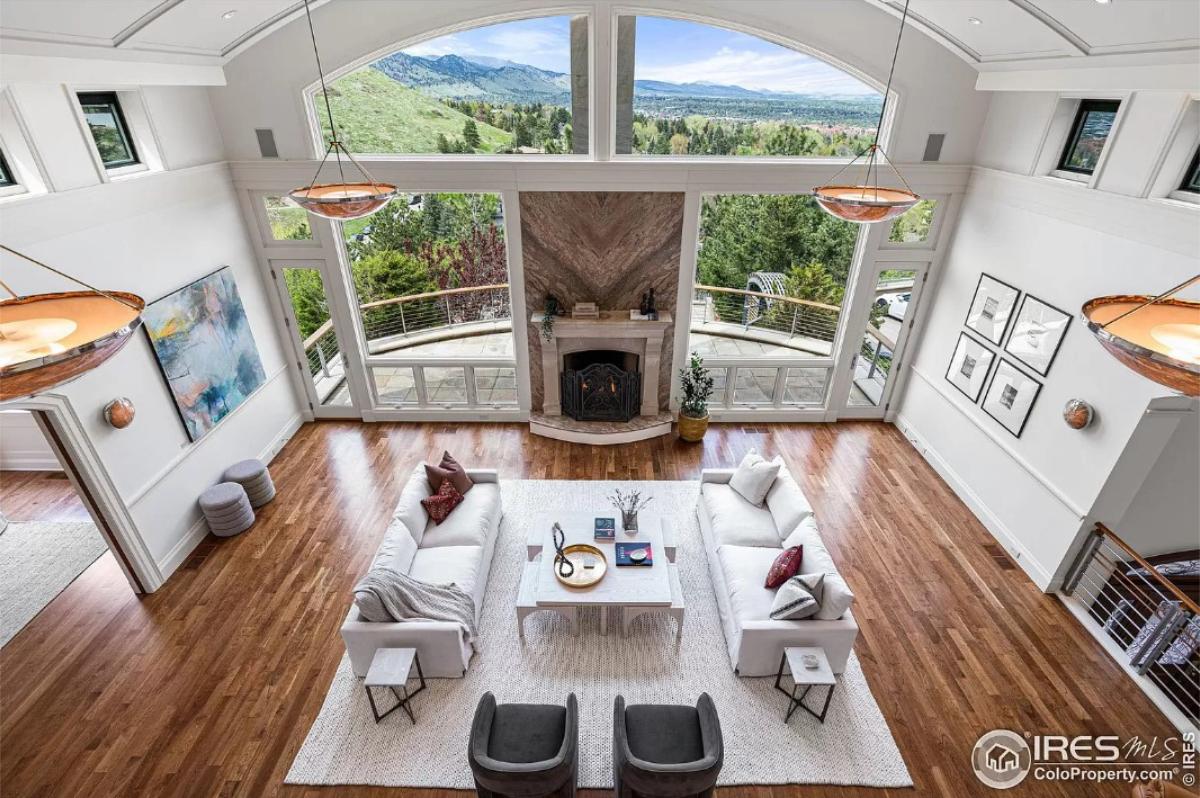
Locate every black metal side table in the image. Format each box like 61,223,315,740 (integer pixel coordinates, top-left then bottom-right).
773,646,837,723
364,647,426,724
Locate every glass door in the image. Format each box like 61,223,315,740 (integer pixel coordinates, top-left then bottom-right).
840,262,929,417
269,260,358,417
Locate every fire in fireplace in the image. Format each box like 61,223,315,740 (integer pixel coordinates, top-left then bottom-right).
561,350,641,422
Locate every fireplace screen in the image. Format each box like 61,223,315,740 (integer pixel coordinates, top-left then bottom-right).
561,350,641,422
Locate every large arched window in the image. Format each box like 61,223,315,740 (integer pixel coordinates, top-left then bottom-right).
615,16,882,157
320,15,587,155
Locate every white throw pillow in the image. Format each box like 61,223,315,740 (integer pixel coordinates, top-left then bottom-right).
765,467,813,540
815,573,854,620
728,450,782,506
769,572,825,620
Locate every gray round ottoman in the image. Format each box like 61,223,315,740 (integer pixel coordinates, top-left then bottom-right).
199,482,255,537
222,458,275,508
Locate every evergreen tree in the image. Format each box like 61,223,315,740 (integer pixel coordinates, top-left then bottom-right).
463,119,481,149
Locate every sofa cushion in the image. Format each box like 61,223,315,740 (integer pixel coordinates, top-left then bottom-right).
701,483,780,548
815,573,854,621
765,468,813,540
782,517,837,575
770,573,825,620
717,545,786,623
425,450,474,496
409,545,483,596
764,546,803,589
371,519,418,574
421,482,500,548
393,468,433,546
422,480,465,524
728,450,782,506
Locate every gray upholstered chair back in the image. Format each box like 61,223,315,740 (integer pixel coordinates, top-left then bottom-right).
612,693,723,798
469,691,579,798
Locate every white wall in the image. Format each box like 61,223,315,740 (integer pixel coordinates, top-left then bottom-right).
896,88,1200,590
1116,405,1200,559
208,0,988,165
0,410,59,470
0,83,304,584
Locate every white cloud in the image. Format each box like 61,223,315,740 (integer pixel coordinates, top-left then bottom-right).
638,46,875,95
405,34,479,58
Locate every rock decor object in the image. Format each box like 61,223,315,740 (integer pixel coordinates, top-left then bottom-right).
1063,399,1095,430
199,482,255,537
103,397,136,429
222,458,276,508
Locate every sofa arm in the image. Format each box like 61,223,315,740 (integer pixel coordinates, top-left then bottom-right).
466,468,500,484
700,469,735,484
341,607,472,678
736,613,859,676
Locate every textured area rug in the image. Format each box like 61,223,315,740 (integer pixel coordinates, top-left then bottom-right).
0,520,106,647
287,480,911,788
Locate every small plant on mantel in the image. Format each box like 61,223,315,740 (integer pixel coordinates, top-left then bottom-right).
541,294,559,341
678,352,714,442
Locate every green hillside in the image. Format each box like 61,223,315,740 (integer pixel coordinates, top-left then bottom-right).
321,68,511,154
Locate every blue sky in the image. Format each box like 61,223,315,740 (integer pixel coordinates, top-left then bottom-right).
403,15,877,96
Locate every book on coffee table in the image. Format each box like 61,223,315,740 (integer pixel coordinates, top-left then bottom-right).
614,542,653,566
594,517,616,541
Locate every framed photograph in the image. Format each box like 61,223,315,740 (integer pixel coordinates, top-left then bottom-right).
143,266,266,442
1003,293,1071,376
945,332,995,402
981,359,1043,438
964,273,1020,345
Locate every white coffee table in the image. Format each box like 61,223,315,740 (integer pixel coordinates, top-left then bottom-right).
773,646,837,723
531,512,671,635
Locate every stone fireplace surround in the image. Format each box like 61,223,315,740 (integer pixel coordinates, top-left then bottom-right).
530,310,673,444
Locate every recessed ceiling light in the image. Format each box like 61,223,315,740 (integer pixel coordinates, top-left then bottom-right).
221,9,238,20
1094,0,1112,4
967,16,982,25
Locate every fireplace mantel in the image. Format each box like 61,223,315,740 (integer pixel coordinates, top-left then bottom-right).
531,310,673,425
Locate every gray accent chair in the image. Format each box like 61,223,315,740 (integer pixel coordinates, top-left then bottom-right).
469,691,578,798
613,693,723,798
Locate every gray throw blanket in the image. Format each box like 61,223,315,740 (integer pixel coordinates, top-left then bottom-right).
352,567,478,649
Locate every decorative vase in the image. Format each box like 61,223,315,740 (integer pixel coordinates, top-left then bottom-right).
678,412,709,442
621,511,638,534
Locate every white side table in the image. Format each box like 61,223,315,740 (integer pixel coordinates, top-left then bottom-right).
773,646,837,723
364,647,426,724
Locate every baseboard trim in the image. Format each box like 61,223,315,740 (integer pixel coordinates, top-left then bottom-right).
894,413,1055,591
155,411,304,582
0,452,63,471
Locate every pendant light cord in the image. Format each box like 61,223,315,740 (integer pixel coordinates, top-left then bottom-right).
302,0,346,186
0,244,141,310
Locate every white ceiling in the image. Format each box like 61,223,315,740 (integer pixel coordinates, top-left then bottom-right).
0,0,1195,65
875,0,1200,64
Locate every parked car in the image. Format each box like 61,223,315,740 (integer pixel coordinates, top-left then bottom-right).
875,291,910,320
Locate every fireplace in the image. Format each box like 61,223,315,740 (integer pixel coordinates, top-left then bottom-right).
560,350,641,422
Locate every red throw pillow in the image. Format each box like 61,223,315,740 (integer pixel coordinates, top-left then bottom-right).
421,480,464,525
765,546,803,589
424,450,473,495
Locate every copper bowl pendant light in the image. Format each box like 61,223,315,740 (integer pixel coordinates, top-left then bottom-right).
287,0,396,221
813,0,920,223
0,245,145,403
1083,275,1200,396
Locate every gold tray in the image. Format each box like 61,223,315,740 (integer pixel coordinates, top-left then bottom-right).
553,544,608,588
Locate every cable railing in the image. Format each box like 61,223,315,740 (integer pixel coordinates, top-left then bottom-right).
1062,522,1199,727
692,284,841,352
359,284,511,348
302,319,340,378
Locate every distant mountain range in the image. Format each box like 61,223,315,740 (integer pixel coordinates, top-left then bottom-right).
372,51,874,105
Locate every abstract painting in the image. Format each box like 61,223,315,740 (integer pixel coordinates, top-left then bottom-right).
981,359,1042,438
964,273,1019,345
945,332,995,402
143,267,266,441
1004,293,1071,376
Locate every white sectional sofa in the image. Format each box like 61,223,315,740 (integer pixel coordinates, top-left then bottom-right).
341,465,502,678
697,467,858,675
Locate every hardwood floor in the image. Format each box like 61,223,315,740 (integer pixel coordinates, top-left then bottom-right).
1,470,94,524
0,421,1183,797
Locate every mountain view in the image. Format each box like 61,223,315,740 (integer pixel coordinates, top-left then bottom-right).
324,15,882,156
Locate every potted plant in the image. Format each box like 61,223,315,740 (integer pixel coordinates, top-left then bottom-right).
678,352,714,442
